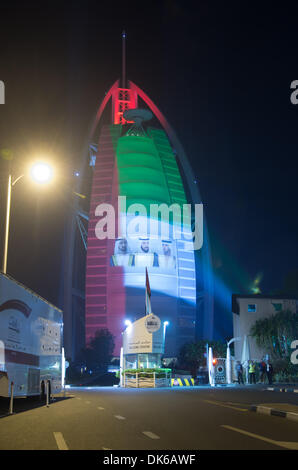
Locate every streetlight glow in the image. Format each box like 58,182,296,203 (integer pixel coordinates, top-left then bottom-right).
2,159,54,273
30,161,54,184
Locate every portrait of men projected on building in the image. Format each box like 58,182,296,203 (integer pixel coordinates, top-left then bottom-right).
110,234,177,273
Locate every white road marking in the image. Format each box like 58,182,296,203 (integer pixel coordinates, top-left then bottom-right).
98,406,105,410
53,432,69,450
221,425,298,450
142,431,160,440
203,399,247,412
85,401,91,404
76,397,81,400
102,447,112,450
114,415,126,420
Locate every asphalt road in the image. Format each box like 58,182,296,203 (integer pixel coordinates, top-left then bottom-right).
0,385,298,450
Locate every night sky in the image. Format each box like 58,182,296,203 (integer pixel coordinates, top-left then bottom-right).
0,1,297,316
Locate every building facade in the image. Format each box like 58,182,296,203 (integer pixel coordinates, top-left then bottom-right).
232,294,298,361
83,80,215,358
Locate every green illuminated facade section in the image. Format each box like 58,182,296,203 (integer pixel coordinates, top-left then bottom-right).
115,127,189,221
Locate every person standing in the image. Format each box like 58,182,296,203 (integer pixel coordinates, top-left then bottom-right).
266,362,273,385
259,359,266,384
248,360,256,384
236,361,244,384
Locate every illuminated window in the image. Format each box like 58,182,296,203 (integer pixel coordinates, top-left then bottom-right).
272,303,282,312
248,304,256,312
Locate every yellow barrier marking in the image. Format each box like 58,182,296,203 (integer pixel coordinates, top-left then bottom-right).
171,378,194,386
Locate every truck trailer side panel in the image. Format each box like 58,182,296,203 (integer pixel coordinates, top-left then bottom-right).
0,273,63,397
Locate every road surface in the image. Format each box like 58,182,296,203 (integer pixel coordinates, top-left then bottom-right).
0,385,297,450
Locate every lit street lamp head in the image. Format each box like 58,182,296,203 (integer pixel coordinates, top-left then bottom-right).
30,161,54,184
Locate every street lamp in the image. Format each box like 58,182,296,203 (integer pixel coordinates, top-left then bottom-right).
2,161,54,274
29,161,54,184
124,319,132,331
163,321,169,351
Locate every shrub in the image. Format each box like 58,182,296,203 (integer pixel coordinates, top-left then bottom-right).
123,368,171,378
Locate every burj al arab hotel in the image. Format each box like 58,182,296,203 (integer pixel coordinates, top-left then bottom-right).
63,33,214,359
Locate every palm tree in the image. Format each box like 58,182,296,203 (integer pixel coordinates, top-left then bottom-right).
250,310,298,359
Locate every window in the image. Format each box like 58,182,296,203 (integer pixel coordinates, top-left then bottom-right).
248,304,256,312
272,303,282,312
178,318,195,328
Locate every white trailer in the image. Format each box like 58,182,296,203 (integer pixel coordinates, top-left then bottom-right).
0,272,63,398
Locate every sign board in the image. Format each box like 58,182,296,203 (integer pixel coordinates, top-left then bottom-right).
123,314,164,355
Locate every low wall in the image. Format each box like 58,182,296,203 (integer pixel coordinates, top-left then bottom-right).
123,372,171,388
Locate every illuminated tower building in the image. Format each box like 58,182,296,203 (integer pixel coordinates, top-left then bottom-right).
84,35,214,356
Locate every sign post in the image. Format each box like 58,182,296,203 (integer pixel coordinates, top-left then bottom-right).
9,382,14,415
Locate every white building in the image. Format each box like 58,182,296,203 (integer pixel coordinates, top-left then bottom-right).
232,294,298,362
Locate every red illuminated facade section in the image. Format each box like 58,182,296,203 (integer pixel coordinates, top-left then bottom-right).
113,87,137,124
85,84,137,350
85,126,121,348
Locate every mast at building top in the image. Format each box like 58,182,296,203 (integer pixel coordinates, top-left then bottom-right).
122,30,126,89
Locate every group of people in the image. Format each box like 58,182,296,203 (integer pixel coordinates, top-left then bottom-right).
110,237,176,269
236,359,274,385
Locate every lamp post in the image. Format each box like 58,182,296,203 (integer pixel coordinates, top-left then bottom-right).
2,161,54,274
163,321,169,350
226,337,241,384
208,346,215,387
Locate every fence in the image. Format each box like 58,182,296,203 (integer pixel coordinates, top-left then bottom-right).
123,371,172,388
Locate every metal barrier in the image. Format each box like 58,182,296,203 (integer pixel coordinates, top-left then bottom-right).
46,380,50,407
124,371,172,388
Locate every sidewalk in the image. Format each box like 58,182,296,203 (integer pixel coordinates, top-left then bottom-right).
249,383,298,421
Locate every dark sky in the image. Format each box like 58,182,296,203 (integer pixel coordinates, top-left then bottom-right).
0,0,297,307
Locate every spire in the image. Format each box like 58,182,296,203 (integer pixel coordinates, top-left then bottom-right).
122,30,126,89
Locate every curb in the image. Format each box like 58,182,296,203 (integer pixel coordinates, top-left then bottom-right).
265,387,298,393
250,405,298,422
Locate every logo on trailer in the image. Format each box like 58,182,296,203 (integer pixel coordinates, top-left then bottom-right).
0,300,32,318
